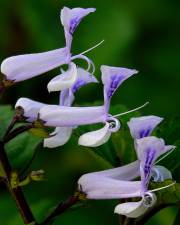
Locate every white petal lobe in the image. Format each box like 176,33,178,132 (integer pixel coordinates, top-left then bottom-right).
78,123,111,147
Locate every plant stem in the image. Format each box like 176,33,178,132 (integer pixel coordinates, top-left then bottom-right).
3,124,34,143
0,141,36,224
39,195,79,225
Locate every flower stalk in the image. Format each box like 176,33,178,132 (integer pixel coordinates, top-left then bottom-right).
0,141,36,225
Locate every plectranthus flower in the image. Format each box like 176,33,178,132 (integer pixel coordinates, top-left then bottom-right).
127,115,163,139
78,118,175,218
39,65,145,147
44,68,98,148
1,7,96,88
15,68,98,148
113,116,175,217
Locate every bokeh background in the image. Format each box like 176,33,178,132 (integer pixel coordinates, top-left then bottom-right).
0,0,180,225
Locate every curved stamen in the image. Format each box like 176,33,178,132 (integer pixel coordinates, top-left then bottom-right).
107,117,120,132
143,192,156,208
155,147,176,164
71,54,95,74
149,181,176,193
113,102,149,118
75,40,105,56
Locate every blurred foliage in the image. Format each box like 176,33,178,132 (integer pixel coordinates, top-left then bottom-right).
0,0,180,225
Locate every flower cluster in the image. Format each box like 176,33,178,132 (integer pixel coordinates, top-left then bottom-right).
0,6,175,218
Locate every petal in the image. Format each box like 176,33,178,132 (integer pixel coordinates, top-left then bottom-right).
78,123,111,147
135,136,173,192
114,200,148,218
1,47,70,82
39,105,105,127
44,127,72,148
128,116,163,139
80,179,141,199
47,62,77,92
61,7,96,48
135,136,172,162
151,165,172,182
71,67,98,93
79,161,140,181
15,98,45,122
59,67,98,106
101,65,138,111
78,161,141,199
59,89,74,107
115,193,157,218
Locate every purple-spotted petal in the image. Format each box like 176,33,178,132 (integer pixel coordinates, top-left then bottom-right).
39,105,106,127
44,127,73,148
101,65,138,112
47,62,77,92
71,67,98,93
135,136,174,193
59,67,98,107
15,98,45,122
61,7,96,48
1,47,70,82
128,116,163,139
78,161,141,199
78,123,111,147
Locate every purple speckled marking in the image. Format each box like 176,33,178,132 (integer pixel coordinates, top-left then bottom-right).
107,74,125,99
69,17,81,34
72,79,86,93
139,127,152,138
144,149,155,185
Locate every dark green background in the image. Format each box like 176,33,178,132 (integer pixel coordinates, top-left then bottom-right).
0,0,179,224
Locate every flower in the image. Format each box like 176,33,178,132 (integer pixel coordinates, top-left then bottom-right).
44,68,98,148
15,68,98,148
40,65,140,147
1,7,96,86
78,127,175,217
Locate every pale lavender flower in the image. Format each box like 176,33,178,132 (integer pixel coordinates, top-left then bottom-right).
40,65,141,147
15,68,98,148
78,136,175,218
114,136,175,217
1,7,96,85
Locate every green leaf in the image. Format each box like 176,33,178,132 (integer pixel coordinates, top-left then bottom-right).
0,105,14,139
149,180,180,205
6,132,41,170
173,208,180,225
0,105,41,170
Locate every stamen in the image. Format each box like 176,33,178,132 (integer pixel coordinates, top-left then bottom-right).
71,55,95,74
107,117,120,132
143,192,156,208
113,102,149,118
155,147,176,164
77,40,105,56
149,181,176,193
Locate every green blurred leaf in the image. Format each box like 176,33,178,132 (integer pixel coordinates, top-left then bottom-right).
0,105,42,170
173,208,180,225
6,132,41,170
0,105,14,139
150,180,180,205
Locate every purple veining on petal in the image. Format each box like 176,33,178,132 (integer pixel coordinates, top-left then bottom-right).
139,127,151,138
69,17,81,34
107,74,125,99
143,149,156,189
72,79,86,93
